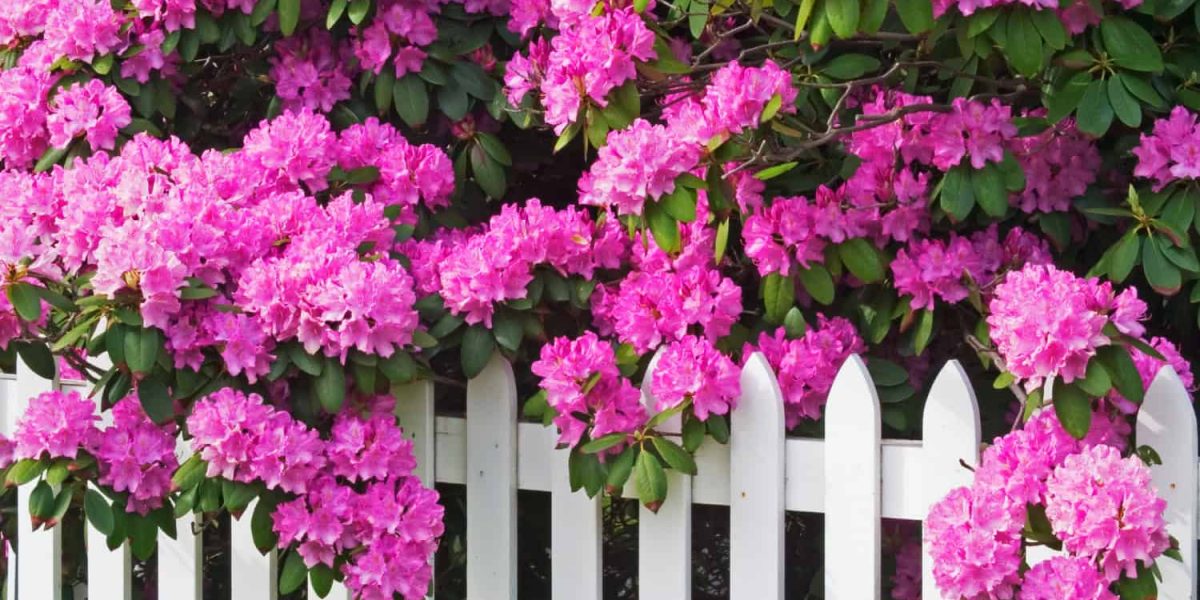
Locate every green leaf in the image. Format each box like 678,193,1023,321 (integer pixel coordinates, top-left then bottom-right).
347,0,370,24
605,445,638,493
172,454,207,491
1143,236,1181,295
993,371,1015,390
460,325,495,379
1029,7,1066,49
250,0,277,26
580,433,628,454
895,0,933,33
451,61,496,101
278,0,301,36
289,345,323,376
866,359,907,387
706,414,730,443
714,218,730,263
221,479,257,514
1098,345,1144,404
124,327,162,375
681,417,705,453
912,309,934,355
1053,380,1092,439
6,282,42,322
635,450,668,511
85,488,115,536
1076,79,1114,136
754,162,798,181
279,551,308,595
1108,232,1142,282
762,273,795,324
1101,17,1163,73
138,375,174,425
821,54,880,80
1119,73,1166,109
326,0,348,28
661,186,697,223
7,459,44,486
939,166,975,222
568,448,605,496
1046,72,1092,123
437,82,469,121
1114,561,1158,599
1004,11,1044,76
966,9,1000,38
826,0,860,38
1078,358,1113,396
971,164,1008,218
838,238,885,283
33,145,67,173
645,201,681,253
315,357,346,413
470,145,506,199
393,74,429,127
794,0,818,39
374,69,395,115
651,436,697,475
29,480,54,524
476,132,512,166
1107,76,1142,127
783,306,807,339
798,265,835,305
16,341,56,379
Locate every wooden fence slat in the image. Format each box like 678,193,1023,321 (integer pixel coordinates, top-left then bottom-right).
1137,366,1197,599
729,352,785,600
13,361,60,600
158,437,202,600
230,502,276,600
919,360,980,600
550,442,602,600
395,379,437,599
465,354,518,600
823,355,881,599
80,371,132,600
637,353,691,600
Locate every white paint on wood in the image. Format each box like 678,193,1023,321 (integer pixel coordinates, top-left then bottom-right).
158,438,202,600
637,352,691,599
80,375,132,600
394,379,438,599
1138,366,1197,599
550,440,602,600
13,360,61,600
729,353,785,600
465,354,518,600
230,503,276,600
823,355,881,599
920,361,980,600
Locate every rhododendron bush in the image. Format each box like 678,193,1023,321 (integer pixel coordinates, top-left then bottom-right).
0,0,1198,596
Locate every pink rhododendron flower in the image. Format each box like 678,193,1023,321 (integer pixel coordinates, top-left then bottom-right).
1018,556,1116,600
579,119,702,216
271,29,354,113
1044,444,1169,581
531,332,646,447
747,317,864,427
1134,107,1200,190
1009,113,1100,213
47,79,131,151
701,60,797,137
91,398,178,514
650,335,740,421
924,485,1024,599
14,390,98,460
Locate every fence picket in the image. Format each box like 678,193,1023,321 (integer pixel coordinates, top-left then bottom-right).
465,354,518,600
13,361,60,600
158,437,202,600
550,442,602,600
76,371,132,600
230,502,276,600
729,352,785,600
637,353,691,599
1137,366,1197,599
919,360,980,600
824,355,882,599
394,379,437,600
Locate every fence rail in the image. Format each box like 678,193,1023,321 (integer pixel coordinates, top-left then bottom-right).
0,351,1195,600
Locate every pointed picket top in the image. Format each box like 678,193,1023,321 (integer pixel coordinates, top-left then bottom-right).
637,348,692,600
823,354,882,599
1137,365,1197,600
920,359,981,600
465,353,518,600
729,352,785,600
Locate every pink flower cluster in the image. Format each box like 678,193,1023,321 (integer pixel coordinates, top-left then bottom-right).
46,79,131,152
988,264,1147,389
336,118,455,223
927,409,1168,598
700,60,798,138
649,335,739,421
1044,444,1169,581
531,332,646,447
352,0,440,77
186,388,326,493
92,398,178,514
932,0,1142,34
746,316,864,427
892,226,1050,311
1010,114,1100,213
270,29,354,113
505,7,655,133
420,199,626,326
578,119,701,216
13,390,98,460
1133,107,1200,190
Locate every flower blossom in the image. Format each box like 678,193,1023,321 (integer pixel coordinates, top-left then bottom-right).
14,390,98,460
531,332,646,447
47,79,131,151
649,335,740,421
747,317,864,427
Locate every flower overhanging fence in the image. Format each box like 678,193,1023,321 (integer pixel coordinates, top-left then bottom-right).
0,352,1195,600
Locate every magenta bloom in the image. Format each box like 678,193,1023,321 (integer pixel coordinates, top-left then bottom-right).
1009,113,1100,213
326,411,417,483
747,316,863,427
270,29,353,113
924,485,1024,600
91,398,178,514
1044,444,1169,581
701,60,797,137
531,332,646,447
650,335,740,421
14,390,98,460
47,80,131,151
1018,556,1116,600
1133,107,1200,190
972,410,1084,508
578,119,701,216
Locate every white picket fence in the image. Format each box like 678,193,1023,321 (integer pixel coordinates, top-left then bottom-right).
0,351,1195,599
